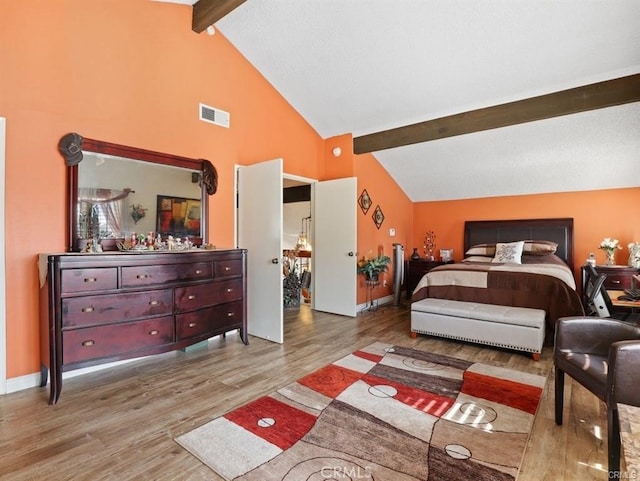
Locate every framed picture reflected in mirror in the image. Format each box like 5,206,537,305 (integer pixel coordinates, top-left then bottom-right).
156,195,201,237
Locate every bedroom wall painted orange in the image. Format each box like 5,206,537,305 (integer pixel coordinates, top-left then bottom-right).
321,138,415,305
1,1,403,379
412,187,640,282
355,153,414,304
322,134,355,180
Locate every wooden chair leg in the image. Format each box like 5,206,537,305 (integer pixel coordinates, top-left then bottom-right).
410,331,417,338
532,352,540,361
608,405,621,477
554,367,564,425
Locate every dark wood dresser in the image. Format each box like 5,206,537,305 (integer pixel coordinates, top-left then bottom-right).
39,249,247,404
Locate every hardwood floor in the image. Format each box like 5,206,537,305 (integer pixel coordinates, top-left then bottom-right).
0,304,612,480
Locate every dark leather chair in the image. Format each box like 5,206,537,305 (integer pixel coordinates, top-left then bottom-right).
554,316,640,477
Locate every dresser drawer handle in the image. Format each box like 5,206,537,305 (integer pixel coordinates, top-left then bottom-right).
84,277,97,283
188,294,196,300
81,307,94,313
226,288,233,293
611,279,621,285
195,269,202,274
149,300,159,306
149,330,159,336
227,312,234,317
188,322,197,328
82,340,95,347
136,274,150,279
224,266,231,271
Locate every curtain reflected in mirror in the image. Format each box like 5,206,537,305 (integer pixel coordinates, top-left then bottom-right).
77,187,133,240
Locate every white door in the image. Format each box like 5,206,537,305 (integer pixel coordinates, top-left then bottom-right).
312,178,357,317
237,159,284,343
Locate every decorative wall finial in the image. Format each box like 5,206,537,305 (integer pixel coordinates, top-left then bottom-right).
58,132,84,166
201,159,218,195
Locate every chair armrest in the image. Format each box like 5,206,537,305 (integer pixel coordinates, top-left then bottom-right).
608,340,640,406
555,317,640,357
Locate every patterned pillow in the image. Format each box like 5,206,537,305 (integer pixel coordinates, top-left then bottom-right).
492,241,525,264
522,240,558,255
465,243,496,257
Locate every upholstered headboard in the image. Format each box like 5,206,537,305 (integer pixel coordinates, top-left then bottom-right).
464,218,574,271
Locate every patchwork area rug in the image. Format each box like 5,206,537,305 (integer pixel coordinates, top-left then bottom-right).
176,342,545,481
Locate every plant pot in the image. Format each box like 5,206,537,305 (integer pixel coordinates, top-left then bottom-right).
365,272,379,282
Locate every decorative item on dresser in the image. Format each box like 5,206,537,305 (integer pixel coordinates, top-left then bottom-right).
628,242,640,268
423,230,436,260
38,248,248,404
598,237,622,266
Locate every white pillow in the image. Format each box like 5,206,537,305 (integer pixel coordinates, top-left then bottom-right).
492,241,525,264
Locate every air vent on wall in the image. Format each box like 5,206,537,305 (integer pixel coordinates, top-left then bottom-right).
199,103,230,128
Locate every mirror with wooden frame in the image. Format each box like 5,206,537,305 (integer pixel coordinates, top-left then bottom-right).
58,133,217,252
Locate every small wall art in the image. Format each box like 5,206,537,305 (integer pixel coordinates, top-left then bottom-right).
372,205,385,229
358,189,372,214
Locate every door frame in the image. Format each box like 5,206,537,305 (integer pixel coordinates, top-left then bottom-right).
1,117,7,394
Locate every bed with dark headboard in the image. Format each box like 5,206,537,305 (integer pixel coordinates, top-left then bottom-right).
412,217,584,347
464,217,574,272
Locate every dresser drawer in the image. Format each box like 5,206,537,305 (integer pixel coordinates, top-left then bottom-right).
176,301,244,340
61,268,118,294
121,262,212,287
603,274,632,290
595,265,638,290
62,316,174,364
175,278,243,312
214,259,243,279
62,289,173,328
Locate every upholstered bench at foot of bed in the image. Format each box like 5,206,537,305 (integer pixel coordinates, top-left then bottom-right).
410,298,546,360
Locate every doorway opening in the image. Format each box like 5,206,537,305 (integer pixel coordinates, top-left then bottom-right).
283,178,313,308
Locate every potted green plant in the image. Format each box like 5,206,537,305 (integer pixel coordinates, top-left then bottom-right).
357,254,391,282
283,249,303,308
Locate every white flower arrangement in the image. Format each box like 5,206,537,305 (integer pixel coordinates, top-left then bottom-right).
629,242,640,268
599,237,622,253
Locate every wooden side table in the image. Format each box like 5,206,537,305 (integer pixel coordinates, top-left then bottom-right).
405,259,452,299
593,265,640,290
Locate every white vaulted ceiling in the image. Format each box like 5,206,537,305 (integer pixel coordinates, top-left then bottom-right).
164,0,640,201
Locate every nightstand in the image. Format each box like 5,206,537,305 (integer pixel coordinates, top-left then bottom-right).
405,259,453,299
583,265,640,291
580,264,640,310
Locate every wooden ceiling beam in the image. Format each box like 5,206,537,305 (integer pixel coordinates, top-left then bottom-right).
192,0,247,33
353,74,640,154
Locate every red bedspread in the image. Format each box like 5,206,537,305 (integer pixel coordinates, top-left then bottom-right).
411,255,585,345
